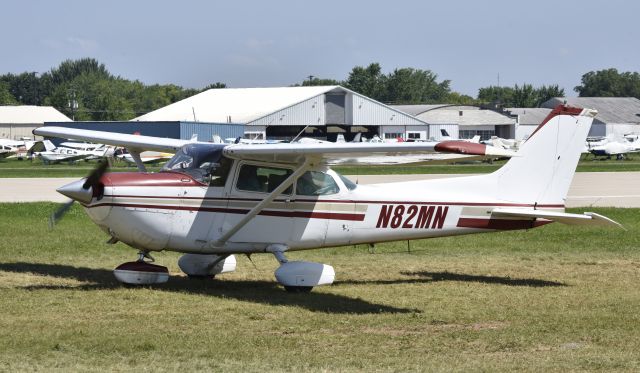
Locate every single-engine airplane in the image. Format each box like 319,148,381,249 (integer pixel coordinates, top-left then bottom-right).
33,105,621,292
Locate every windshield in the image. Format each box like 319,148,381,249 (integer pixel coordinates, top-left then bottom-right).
335,172,357,191
161,144,231,185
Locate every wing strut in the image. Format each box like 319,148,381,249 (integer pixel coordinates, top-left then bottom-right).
211,157,312,248
128,150,147,172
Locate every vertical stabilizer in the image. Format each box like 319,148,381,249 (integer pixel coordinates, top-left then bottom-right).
491,105,596,206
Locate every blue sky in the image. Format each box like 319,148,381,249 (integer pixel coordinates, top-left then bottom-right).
2,0,639,97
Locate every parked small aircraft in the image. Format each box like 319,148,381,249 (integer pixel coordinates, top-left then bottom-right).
34,105,621,291
30,140,114,164
117,150,174,165
586,134,640,159
0,137,36,159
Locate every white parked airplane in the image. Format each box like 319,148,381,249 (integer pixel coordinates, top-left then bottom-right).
32,140,114,163
34,105,621,291
117,150,174,165
587,134,640,159
0,137,36,159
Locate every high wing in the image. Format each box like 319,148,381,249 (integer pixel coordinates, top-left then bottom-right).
33,126,190,153
34,126,518,166
223,141,518,165
491,208,623,228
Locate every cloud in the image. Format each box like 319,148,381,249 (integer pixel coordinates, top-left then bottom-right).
244,38,275,51
65,37,99,51
40,37,99,52
225,54,280,69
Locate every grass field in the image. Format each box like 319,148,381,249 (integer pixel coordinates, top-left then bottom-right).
1,155,640,177
0,203,639,371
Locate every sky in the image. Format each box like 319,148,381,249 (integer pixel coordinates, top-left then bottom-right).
2,0,639,97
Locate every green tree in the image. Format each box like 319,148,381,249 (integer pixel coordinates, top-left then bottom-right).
574,68,640,98
477,86,515,106
445,92,477,105
536,84,565,105
0,81,18,104
301,77,341,87
477,84,564,107
343,63,386,100
383,67,451,104
203,82,227,89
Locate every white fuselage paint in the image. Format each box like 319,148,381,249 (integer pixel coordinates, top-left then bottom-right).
83,164,558,255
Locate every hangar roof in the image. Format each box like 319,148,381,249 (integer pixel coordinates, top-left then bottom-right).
391,104,448,116
393,104,515,126
541,97,640,124
0,105,71,124
506,108,552,126
134,86,343,124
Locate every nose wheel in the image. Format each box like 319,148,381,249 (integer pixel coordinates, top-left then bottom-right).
113,250,169,285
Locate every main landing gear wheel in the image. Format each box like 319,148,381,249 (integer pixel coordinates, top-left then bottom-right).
113,251,169,285
269,247,335,293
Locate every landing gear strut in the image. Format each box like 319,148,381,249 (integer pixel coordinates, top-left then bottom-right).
113,250,169,285
269,245,335,293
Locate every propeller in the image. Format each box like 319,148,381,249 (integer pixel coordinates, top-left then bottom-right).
49,160,109,229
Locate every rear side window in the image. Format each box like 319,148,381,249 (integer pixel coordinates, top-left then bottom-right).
296,171,340,196
236,164,292,194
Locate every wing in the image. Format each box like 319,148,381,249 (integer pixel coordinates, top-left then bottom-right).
491,208,623,228
33,126,190,153
223,141,518,165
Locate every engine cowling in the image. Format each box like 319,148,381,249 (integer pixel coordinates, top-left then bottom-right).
178,254,236,277
274,261,335,288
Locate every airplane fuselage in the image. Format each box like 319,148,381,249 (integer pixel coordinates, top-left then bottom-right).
83,165,556,255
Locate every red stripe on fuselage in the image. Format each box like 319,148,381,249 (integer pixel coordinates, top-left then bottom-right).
87,202,366,221
102,172,205,187
456,217,551,230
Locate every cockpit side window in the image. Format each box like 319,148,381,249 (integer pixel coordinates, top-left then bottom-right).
209,157,232,187
236,164,293,194
296,171,340,196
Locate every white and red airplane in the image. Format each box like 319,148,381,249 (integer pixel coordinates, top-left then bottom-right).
33,105,621,292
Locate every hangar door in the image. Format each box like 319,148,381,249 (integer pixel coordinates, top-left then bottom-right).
325,93,346,125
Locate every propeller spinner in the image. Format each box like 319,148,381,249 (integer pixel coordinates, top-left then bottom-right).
49,160,109,229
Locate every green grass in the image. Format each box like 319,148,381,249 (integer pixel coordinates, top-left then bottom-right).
2,155,639,177
0,203,639,371
0,158,161,177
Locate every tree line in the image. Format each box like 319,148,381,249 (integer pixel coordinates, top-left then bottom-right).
1,58,639,121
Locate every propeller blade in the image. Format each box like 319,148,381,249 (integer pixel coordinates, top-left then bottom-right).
49,199,75,229
82,160,109,190
51,159,110,229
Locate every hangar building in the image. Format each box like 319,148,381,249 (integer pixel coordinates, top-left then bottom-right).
133,86,427,142
541,97,640,138
0,106,71,140
506,107,552,141
392,105,516,140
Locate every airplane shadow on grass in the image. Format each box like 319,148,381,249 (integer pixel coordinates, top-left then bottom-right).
336,271,567,288
0,262,418,314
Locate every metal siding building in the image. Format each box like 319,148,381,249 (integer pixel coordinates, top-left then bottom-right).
133,86,427,141
0,106,71,140
249,96,325,127
393,105,516,140
506,108,552,140
541,97,640,138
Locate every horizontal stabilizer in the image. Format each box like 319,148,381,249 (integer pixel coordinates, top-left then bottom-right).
491,208,623,229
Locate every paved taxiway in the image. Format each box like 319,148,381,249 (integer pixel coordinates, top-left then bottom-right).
0,172,638,207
